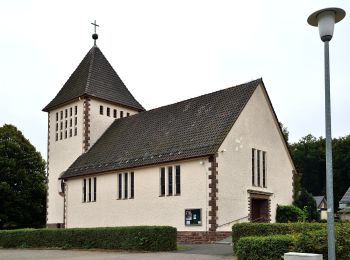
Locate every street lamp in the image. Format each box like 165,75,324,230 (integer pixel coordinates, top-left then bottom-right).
308,7,346,260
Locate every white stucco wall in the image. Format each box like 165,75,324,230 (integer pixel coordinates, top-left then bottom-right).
65,158,210,231
216,84,294,231
89,99,138,148
47,100,84,224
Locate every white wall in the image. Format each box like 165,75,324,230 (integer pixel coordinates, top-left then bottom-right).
216,84,294,231
89,99,138,148
66,158,210,231
47,99,84,224
47,97,139,225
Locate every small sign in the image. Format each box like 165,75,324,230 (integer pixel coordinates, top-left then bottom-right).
185,208,202,226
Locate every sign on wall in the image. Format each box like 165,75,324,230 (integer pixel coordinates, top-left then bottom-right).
185,208,202,226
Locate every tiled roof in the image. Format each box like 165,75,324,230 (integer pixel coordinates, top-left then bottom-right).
313,196,326,208
340,187,350,204
61,79,262,179
43,46,144,112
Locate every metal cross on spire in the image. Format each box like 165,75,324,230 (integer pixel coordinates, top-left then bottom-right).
91,20,99,46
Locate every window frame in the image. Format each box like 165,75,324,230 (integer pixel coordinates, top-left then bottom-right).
160,167,165,196
175,165,181,195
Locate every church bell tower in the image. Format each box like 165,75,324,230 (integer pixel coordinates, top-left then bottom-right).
43,22,144,228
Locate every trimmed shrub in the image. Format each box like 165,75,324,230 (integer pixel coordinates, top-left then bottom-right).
276,205,306,223
232,222,324,246
235,235,295,260
0,226,177,251
294,223,350,260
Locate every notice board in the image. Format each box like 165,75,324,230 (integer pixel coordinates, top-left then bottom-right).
185,208,202,226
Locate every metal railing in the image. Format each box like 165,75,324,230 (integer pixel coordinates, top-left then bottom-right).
217,215,249,228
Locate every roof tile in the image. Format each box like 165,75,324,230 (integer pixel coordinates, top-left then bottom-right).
61,79,261,178
43,46,144,112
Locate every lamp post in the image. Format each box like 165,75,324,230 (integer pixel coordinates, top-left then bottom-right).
307,7,346,260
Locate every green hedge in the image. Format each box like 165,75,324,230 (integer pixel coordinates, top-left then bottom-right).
294,225,350,260
235,235,295,260
232,222,324,246
234,223,350,260
0,226,177,251
276,205,306,223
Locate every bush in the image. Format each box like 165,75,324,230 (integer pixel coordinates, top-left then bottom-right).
235,235,295,260
294,189,319,222
232,222,324,246
276,205,306,223
0,226,177,251
294,223,350,259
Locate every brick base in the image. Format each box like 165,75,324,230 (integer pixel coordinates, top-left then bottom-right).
46,223,65,229
177,231,231,244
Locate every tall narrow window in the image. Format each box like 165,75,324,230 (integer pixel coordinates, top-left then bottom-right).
70,107,72,117
263,152,266,187
120,111,124,118
160,167,165,196
65,120,67,129
74,117,77,126
65,109,68,118
60,111,63,120
118,174,122,199
56,123,58,131
75,106,77,115
100,105,103,115
175,165,181,195
252,149,255,186
55,133,58,141
69,129,72,137
113,109,117,118
257,150,261,187
130,172,134,198
83,179,86,202
74,127,77,136
93,177,97,201
168,166,173,195
127,112,130,117
64,130,67,139
56,112,58,121
70,118,72,127
60,121,63,130
124,173,128,199
88,178,91,202
60,132,62,140
107,107,110,117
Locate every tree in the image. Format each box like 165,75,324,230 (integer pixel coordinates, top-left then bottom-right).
294,189,319,222
0,124,46,229
290,134,350,211
279,122,289,143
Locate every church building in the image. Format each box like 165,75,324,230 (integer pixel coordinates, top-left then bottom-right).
43,30,295,240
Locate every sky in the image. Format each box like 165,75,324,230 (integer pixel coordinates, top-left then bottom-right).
1,0,349,159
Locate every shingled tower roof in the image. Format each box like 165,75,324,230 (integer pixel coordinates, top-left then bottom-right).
43,46,145,112
61,79,263,179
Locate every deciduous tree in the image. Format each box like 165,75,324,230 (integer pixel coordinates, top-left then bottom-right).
0,124,46,229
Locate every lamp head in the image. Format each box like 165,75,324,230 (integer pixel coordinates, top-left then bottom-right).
308,7,346,42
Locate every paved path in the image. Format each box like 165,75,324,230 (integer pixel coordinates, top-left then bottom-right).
0,244,236,260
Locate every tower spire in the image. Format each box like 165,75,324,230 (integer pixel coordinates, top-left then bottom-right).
91,20,99,46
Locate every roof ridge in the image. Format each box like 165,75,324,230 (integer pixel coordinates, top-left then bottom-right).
142,78,262,115
85,46,96,93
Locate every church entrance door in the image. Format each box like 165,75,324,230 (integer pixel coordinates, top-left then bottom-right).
251,198,269,222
